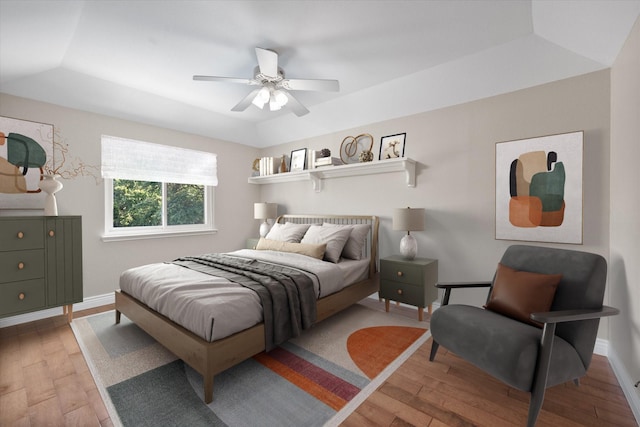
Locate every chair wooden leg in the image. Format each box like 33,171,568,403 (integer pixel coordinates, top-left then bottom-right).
527,385,546,427
429,340,440,361
527,322,556,427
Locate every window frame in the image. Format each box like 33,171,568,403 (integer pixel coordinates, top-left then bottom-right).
102,178,216,242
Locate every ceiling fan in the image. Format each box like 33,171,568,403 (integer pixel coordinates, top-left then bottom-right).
193,47,339,117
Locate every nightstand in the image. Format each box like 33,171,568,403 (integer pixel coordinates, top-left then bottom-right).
380,255,438,321
246,238,260,249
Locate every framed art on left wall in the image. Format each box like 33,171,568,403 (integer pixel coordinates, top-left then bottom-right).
0,116,54,209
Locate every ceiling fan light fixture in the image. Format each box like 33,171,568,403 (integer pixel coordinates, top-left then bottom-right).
273,90,288,107
195,47,338,116
269,97,282,111
251,87,270,109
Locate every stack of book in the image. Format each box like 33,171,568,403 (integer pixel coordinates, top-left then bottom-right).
309,150,342,168
259,157,281,176
314,156,341,167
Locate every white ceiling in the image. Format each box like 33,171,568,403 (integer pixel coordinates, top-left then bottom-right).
1,1,638,148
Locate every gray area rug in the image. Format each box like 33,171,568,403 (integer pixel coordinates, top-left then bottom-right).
72,302,430,426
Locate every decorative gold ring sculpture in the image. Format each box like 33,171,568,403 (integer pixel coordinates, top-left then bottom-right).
340,133,373,163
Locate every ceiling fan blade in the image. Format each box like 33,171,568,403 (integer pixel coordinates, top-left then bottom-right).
284,91,309,117
231,88,262,112
281,78,339,92
193,75,255,85
255,47,278,78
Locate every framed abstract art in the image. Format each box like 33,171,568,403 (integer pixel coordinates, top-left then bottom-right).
495,131,583,244
0,116,54,209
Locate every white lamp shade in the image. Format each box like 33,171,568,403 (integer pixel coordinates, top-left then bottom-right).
392,208,425,232
254,202,278,220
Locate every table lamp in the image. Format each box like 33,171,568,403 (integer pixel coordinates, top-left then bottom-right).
392,207,425,260
254,202,278,237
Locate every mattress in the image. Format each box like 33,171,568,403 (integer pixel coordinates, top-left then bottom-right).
119,249,370,342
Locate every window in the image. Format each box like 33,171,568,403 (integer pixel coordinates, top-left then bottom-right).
101,135,217,240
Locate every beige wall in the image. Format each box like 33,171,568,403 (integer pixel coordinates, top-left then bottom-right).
0,94,261,299
259,70,612,336
0,67,616,344
611,15,640,405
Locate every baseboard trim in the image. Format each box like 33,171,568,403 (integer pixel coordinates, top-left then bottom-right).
0,292,115,328
608,347,640,425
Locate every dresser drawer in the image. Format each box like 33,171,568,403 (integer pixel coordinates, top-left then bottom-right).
380,259,424,284
0,279,46,317
0,219,44,252
380,280,426,307
0,249,45,283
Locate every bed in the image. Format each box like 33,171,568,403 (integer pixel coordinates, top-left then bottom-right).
114,214,380,403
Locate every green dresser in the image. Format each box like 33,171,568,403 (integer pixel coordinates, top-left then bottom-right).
380,255,438,321
0,216,82,322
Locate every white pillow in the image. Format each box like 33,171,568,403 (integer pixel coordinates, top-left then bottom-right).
301,225,352,263
265,222,311,243
255,238,326,259
323,223,370,260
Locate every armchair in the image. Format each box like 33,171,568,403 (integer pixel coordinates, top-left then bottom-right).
429,245,619,427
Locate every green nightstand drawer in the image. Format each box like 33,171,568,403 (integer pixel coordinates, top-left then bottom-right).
380,256,438,321
0,249,45,283
0,219,44,252
0,279,46,317
380,260,424,284
380,280,425,306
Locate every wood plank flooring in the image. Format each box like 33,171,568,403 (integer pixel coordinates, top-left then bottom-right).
0,301,636,427
0,305,115,427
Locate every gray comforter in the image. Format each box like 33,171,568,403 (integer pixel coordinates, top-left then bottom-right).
172,254,317,351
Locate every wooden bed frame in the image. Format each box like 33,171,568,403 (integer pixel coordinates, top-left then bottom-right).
114,214,379,403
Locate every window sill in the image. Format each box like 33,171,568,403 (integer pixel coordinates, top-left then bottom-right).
101,228,217,242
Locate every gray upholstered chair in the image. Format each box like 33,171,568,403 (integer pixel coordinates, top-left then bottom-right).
429,245,619,427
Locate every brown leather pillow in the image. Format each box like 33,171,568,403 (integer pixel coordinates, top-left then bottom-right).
484,263,562,327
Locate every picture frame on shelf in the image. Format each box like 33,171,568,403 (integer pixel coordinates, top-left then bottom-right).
290,148,307,172
379,133,406,160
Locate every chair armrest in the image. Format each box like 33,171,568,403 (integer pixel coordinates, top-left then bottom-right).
436,281,492,306
530,306,620,324
435,281,492,289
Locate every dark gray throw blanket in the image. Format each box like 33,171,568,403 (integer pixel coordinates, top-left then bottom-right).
172,254,317,351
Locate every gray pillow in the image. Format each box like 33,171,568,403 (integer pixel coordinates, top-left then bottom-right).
301,225,352,263
265,222,311,243
322,223,370,260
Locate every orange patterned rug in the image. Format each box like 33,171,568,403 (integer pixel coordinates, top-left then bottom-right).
347,326,427,379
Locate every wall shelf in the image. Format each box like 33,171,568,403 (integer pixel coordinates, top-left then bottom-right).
248,157,416,192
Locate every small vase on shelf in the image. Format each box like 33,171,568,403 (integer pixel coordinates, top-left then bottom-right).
38,174,63,216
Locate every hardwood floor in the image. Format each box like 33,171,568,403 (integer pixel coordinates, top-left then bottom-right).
0,301,636,427
0,305,115,427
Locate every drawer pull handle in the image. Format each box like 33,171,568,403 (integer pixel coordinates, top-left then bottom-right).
397,289,403,295
49,230,55,237
17,231,24,239
397,271,404,277
19,293,25,300
18,262,25,270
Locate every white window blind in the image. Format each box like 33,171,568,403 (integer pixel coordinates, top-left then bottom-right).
101,135,218,186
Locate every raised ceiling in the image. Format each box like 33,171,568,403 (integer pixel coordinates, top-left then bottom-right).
1,1,638,147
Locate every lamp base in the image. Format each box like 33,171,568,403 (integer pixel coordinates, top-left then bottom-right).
259,221,270,238
400,234,417,260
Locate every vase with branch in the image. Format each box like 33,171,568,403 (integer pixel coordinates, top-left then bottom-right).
39,129,100,215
